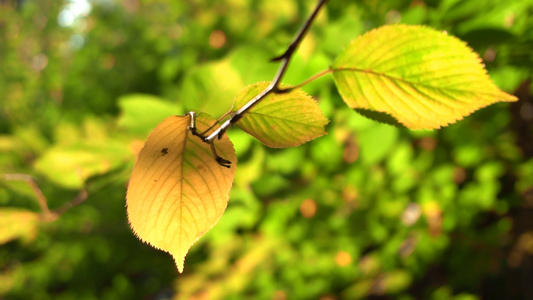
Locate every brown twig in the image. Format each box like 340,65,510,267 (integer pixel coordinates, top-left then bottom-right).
53,189,88,216
1,173,88,221
2,173,51,215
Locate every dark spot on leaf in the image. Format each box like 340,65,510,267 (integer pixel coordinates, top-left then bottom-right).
161,148,169,156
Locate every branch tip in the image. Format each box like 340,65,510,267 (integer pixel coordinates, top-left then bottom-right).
270,53,286,62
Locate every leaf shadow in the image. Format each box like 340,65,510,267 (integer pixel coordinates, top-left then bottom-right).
354,108,407,129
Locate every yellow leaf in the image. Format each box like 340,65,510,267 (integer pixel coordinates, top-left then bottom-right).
126,113,236,272
0,209,39,244
233,82,328,148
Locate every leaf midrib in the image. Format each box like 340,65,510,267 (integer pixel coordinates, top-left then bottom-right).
333,67,506,98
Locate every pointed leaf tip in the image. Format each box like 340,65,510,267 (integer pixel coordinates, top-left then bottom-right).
127,113,236,273
174,256,185,273
332,24,517,130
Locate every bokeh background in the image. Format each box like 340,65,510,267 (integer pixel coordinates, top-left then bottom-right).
1,0,532,299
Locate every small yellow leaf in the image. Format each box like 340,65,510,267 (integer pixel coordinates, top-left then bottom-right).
233,82,328,148
126,113,236,272
0,209,39,244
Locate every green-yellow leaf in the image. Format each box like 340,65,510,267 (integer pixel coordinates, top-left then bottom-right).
180,60,243,117
332,24,517,130
0,209,39,244
117,94,183,135
126,113,236,273
34,141,130,189
233,82,328,148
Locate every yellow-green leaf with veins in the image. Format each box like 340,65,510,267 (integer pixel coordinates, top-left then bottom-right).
332,24,517,130
233,82,328,148
126,113,236,273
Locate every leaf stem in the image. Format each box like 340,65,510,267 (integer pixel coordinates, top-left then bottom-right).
204,0,329,144
279,68,334,92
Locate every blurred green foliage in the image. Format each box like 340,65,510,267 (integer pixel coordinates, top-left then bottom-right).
1,0,532,299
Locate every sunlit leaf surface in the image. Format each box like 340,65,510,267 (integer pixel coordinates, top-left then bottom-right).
233,82,328,148
126,113,236,272
34,141,129,189
117,94,183,135
0,209,39,244
332,24,517,129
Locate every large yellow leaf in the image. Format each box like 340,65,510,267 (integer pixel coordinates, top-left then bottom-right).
332,24,517,130
126,113,236,272
233,82,328,148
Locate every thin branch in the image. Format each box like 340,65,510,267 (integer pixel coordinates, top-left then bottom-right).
203,0,329,144
53,190,88,216
199,102,236,136
187,111,232,168
2,173,51,215
2,173,89,221
269,0,329,88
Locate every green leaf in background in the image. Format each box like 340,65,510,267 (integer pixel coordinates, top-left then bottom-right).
179,59,243,118
34,141,130,189
357,123,399,165
332,24,517,130
232,82,329,148
117,94,183,136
